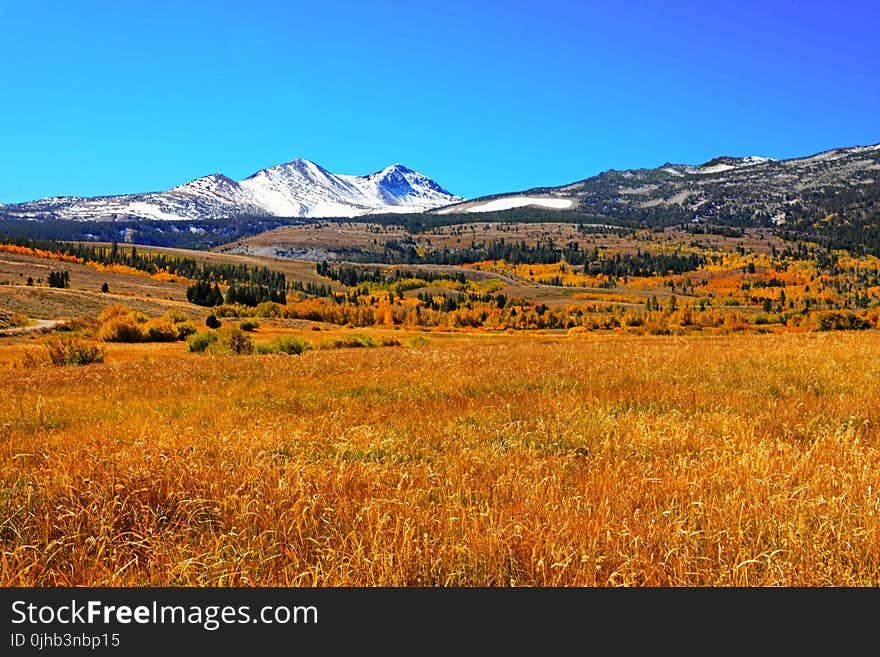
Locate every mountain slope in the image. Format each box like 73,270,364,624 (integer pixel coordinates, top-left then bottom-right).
2,160,462,222
434,143,880,232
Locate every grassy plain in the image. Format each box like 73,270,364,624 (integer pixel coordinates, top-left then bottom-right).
2,328,879,586
1,234,879,587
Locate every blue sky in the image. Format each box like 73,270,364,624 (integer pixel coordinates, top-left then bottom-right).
1,0,878,203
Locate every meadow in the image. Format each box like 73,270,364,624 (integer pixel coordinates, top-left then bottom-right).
2,328,879,586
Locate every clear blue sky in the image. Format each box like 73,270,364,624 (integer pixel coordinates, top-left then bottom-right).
1,0,878,203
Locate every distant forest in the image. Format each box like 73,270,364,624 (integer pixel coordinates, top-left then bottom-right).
0,217,304,249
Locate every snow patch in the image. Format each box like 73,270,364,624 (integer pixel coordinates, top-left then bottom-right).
466,197,574,213
685,157,773,175
693,163,736,175
126,202,188,221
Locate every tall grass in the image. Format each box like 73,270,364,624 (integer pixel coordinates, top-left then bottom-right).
1,331,879,585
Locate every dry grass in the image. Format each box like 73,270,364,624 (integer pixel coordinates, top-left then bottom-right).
0,251,189,301
1,330,880,586
0,284,199,323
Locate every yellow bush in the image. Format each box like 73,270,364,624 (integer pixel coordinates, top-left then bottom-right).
45,338,105,365
98,304,134,323
164,309,189,324
97,306,192,342
145,317,180,342
98,316,146,342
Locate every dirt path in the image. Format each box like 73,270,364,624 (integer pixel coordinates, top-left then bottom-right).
0,319,65,337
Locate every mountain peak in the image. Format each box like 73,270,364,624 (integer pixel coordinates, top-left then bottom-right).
171,173,240,193
381,163,413,174
698,155,774,169
357,163,416,180
286,157,322,169
1,158,461,221
699,156,741,168
365,163,460,206
198,173,237,184
251,158,330,177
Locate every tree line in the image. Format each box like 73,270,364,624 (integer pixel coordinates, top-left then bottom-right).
316,261,468,287
353,238,707,275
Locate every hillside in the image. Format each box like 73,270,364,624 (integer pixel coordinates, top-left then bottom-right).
437,143,880,226
432,143,880,254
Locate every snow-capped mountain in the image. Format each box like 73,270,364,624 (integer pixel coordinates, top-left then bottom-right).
2,160,462,222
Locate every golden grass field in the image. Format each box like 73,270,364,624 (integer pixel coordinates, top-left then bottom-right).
2,328,879,586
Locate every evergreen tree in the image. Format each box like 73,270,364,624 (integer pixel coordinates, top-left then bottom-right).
47,270,70,288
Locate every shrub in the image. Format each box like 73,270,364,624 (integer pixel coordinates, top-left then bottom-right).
186,331,218,353
175,322,197,339
164,309,189,324
218,326,253,355
45,339,105,366
254,301,285,318
239,319,260,332
164,310,196,340
187,327,254,355
98,304,135,323
205,314,221,329
379,336,401,347
98,316,146,342
815,310,872,331
257,335,311,355
145,318,179,342
98,306,197,342
212,304,255,318
330,334,377,349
